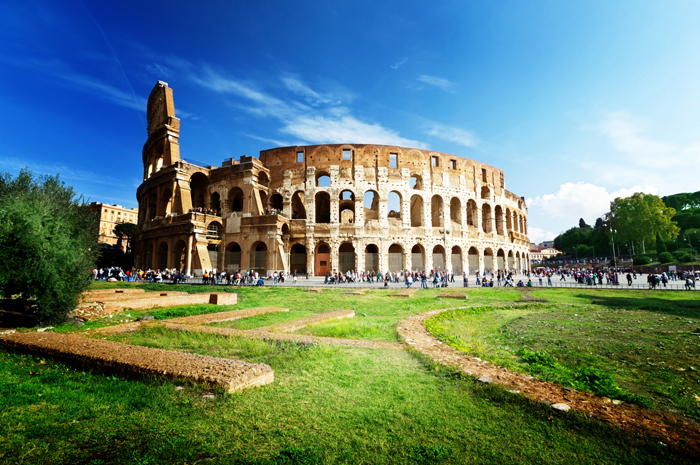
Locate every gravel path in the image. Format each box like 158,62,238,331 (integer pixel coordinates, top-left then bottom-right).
397,309,700,452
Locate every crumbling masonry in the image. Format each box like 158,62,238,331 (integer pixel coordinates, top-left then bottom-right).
134,81,530,276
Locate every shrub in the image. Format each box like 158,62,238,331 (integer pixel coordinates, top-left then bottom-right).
677,253,692,263
657,252,674,264
633,255,651,265
0,169,99,323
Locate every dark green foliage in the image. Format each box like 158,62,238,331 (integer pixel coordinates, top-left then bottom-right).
113,221,138,253
657,252,674,264
0,169,99,322
677,253,692,263
632,255,651,265
656,232,667,253
579,218,590,229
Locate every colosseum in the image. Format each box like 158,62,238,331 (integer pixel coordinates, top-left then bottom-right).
134,81,531,277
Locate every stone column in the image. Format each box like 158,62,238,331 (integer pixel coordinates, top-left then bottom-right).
306,237,315,277
330,242,339,273
478,249,485,275
445,243,452,273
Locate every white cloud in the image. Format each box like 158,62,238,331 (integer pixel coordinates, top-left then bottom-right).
598,112,678,164
527,227,556,244
281,75,342,106
391,58,407,69
424,122,477,147
416,75,454,92
528,181,658,228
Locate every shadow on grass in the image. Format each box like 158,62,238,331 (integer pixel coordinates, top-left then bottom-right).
578,294,700,317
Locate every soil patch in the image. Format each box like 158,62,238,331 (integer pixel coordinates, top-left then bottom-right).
437,292,468,300
519,293,549,303
168,307,288,325
392,288,416,298
259,309,355,332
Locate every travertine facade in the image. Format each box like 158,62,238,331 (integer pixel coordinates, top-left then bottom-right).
89,202,138,248
134,82,530,275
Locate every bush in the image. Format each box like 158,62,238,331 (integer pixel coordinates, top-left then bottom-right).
633,255,651,265
657,252,674,264
677,252,692,263
0,169,99,323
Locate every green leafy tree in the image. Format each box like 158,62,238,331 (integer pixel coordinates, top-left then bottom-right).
0,169,99,323
113,222,138,254
656,232,667,253
608,193,680,253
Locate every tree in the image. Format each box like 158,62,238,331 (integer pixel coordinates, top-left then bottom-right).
656,232,666,253
114,222,138,254
579,218,590,229
594,217,605,229
608,193,679,253
0,169,99,323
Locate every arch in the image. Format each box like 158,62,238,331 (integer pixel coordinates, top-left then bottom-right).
229,187,244,213
496,248,506,270
410,194,424,227
387,191,402,219
339,190,355,224
507,250,515,269
148,192,157,220
482,203,493,233
495,205,504,235
158,241,168,270
451,246,463,274
259,190,268,212
432,244,445,271
431,195,444,227
211,192,221,213
483,247,494,271
411,244,425,271
190,172,208,209
388,243,404,271
409,174,423,190
315,191,331,223
315,242,330,276
290,243,307,275
363,190,379,221
173,240,186,271
515,251,521,270
468,246,479,272
481,186,490,200
291,190,306,219
513,213,519,233
520,216,525,233
250,241,268,274
506,208,513,231
269,193,283,211
466,199,478,228
316,171,331,187
258,172,270,187
450,197,461,224
225,242,242,271
338,242,356,273
206,221,222,241
281,223,290,237
365,244,379,271
158,188,172,217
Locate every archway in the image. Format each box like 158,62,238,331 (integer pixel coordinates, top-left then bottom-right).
229,187,244,213
190,172,208,209
450,197,461,225
315,243,330,276
482,204,492,233
315,192,331,223
316,171,331,187
507,250,515,269
495,206,504,235
497,249,506,270
259,190,268,213
451,246,463,274
225,242,242,271
365,244,379,272
410,194,423,227
431,195,444,227
158,241,168,270
148,192,157,220
388,244,404,271
339,190,355,223
468,247,479,273
363,190,379,221
409,174,422,190
258,172,270,187
292,191,306,219
506,208,513,232
515,251,521,271
484,248,494,271
250,241,268,275
466,199,478,229
211,192,221,213
387,191,402,220
411,244,425,271
339,243,356,273
158,189,172,217
290,243,307,275
433,245,445,271
481,186,490,200
269,193,283,211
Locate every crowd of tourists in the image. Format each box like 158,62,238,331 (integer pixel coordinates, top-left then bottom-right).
188,207,220,216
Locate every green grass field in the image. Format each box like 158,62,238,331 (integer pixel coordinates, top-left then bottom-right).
1,284,699,464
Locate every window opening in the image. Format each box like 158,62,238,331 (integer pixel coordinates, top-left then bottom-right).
431,156,438,167
297,151,304,163
342,149,352,161
390,153,397,169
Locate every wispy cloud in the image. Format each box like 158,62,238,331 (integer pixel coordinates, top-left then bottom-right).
0,156,132,188
416,75,455,92
243,133,293,147
281,75,342,106
424,121,477,147
391,58,407,69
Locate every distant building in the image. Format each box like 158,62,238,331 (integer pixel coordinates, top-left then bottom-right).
530,248,561,262
88,202,138,248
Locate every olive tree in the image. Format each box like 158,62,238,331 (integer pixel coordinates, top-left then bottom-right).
0,169,99,323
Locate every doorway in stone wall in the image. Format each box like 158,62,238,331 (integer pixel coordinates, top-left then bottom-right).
315,243,330,276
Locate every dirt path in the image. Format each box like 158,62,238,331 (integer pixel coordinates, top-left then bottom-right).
397,309,700,453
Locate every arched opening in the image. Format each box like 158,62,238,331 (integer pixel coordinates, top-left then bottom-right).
506,209,513,232
481,186,490,200
315,242,330,276
190,172,208,209
520,216,525,233
281,223,290,237
250,241,268,275
484,248,494,271
158,189,172,217
148,192,157,220
258,172,270,187
431,195,444,228
497,249,506,270
387,191,402,220
158,241,168,270
339,190,355,223
433,245,445,271
363,190,379,221
388,244,404,271
290,243,307,275
451,246,463,274
259,190,268,213
507,250,515,269
315,191,331,223
291,191,306,219
339,243,355,273
269,193,283,212
173,240,186,271
466,199,478,229
225,242,242,272
495,205,504,235
365,244,379,272
524,220,528,236
409,174,423,190
513,213,519,233
316,172,331,187
211,192,221,213
206,221,222,241
410,194,424,227
411,244,425,271
468,247,479,272
482,204,492,233
229,187,244,213
449,197,461,225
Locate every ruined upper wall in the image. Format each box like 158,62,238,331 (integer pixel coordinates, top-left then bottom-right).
142,82,181,181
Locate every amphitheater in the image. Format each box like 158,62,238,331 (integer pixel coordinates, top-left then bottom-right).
134,81,531,276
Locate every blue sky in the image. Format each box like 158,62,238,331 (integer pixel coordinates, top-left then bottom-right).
2,0,699,242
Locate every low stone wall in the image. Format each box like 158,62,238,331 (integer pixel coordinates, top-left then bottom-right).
83,291,188,303
168,307,288,325
101,293,238,312
259,309,355,332
0,332,273,393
